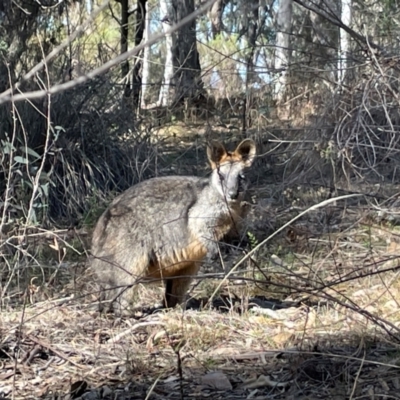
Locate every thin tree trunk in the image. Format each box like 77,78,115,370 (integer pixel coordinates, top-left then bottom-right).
158,0,174,106
208,0,228,39
132,0,146,109
338,0,352,85
274,0,292,102
244,0,262,132
141,0,151,108
118,0,131,98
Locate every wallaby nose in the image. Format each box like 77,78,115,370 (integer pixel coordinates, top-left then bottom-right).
228,190,239,200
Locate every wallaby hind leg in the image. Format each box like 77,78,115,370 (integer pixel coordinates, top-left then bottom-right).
98,284,136,316
164,263,200,308
111,287,136,316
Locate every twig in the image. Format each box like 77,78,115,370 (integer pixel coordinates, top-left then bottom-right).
27,335,83,369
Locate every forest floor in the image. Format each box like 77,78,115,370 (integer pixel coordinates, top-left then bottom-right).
2,127,400,399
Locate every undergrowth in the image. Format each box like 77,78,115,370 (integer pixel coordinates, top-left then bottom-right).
3,48,400,399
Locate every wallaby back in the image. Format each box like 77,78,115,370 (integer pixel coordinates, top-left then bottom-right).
90,139,256,314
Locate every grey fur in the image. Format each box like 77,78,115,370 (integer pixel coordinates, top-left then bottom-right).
90,139,256,314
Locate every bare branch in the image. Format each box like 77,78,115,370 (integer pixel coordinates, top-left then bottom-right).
1,0,111,101
0,0,217,105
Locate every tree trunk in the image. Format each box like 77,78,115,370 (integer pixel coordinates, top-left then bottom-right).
208,0,229,39
338,0,352,85
274,0,293,102
118,0,131,98
244,0,262,132
132,0,147,109
141,0,151,108
158,0,175,106
170,0,204,105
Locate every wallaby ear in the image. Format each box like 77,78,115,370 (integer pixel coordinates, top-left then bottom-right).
207,141,227,169
234,139,256,167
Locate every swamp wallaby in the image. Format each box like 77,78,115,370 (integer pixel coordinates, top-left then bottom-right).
90,139,256,314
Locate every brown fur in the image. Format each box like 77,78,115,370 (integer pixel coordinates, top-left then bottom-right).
90,139,256,314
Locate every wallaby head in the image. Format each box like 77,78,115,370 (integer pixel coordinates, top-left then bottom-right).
207,139,256,202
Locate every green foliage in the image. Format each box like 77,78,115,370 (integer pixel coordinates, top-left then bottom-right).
374,0,400,37
246,231,258,250
0,39,8,56
1,136,54,225
79,5,121,60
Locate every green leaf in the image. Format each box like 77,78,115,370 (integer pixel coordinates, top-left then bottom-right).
14,156,28,164
41,182,49,197
24,147,41,159
2,141,16,154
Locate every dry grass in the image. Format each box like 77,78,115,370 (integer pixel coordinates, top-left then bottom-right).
2,182,400,399
2,119,400,399
2,277,400,399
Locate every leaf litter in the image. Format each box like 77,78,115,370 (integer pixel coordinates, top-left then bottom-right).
2,185,400,398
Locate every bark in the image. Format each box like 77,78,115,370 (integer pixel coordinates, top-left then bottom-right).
158,0,175,106
116,0,131,98
208,0,229,39
274,0,293,102
338,0,352,84
244,1,261,132
169,0,204,105
132,0,147,108
140,0,151,108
